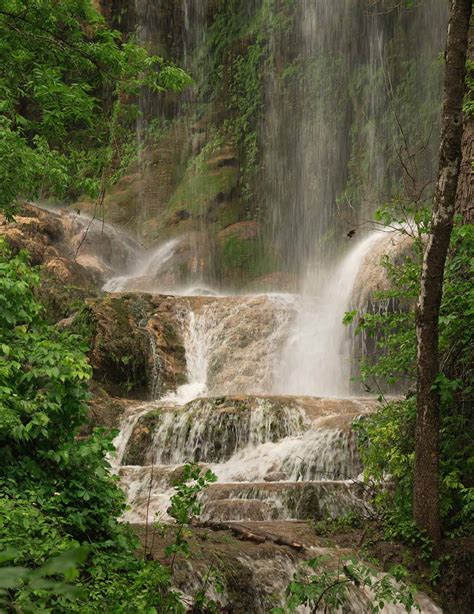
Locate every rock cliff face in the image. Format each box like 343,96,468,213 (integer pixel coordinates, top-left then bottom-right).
83,0,447,290
0,203,98,287
85,294,186,398
0,204,187,423
0,202,142,288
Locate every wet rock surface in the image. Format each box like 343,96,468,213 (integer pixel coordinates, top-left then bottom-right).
173,294,297,395
0,203,147,288
132,522,443,613
86,294,186,399
117,395,375,525
0,203,98,286
200,480,370,522
353,231,416,308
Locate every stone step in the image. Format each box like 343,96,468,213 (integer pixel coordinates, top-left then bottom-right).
201,480,370,522
122,395,375,466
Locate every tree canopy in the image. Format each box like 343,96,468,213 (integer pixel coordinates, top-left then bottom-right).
0,0,191,218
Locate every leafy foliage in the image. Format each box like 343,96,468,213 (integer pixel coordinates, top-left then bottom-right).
273,555,419,613
463,58,474,117
158,464,221,611
0,0,191,218
0,241,91,450
0,547,89,612
0,245,218,612
346,216,474,540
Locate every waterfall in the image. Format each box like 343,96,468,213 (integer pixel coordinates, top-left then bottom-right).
89,3,450,609
102,238,180,292
102,0,447,288
278,231,387,397
263,0,447,278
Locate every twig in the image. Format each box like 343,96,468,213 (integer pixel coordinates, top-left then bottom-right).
312,579,352,613
0,9,106,71
143,454,155,559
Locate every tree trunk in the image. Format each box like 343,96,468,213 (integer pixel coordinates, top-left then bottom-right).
413,0,472,544
456,19,473,223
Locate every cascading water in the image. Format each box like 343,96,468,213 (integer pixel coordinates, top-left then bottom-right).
278,231,388,397
98,213,436,608
89,2,450,609
112,230,394,526
103,238,180,292
263,0,447,278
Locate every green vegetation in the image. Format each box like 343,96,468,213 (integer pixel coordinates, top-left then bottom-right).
0,240,91,446
167,135,238,220
220,232,270,279
0,0,190,219
273,554,419,613
0,247,218,610
346,214,473,544
340,52,443,221
198,0,294,205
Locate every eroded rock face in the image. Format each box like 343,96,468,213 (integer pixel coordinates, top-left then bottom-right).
80,384,131,436
0,203,144,289
60,210,142,281
0,203,99,287
200,480,369,522
86,294,186,399
123,396,308,465
352,231,416,308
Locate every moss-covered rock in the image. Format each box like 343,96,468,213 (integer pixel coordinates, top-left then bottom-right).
123,410,162,465
36,270,98,326
85,294,186,399
165,143,238,225
217,220,273,285
123,396,307,465
86,295,150,397
80,383,127,436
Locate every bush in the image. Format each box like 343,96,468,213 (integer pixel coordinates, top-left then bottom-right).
0,242,187,611
348,219,474,539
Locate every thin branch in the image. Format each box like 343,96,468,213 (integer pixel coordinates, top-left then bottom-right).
0,9,106,72
312,579,352,613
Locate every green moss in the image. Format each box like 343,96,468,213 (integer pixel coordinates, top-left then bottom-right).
196,1,295,205
165,135,238,225
36,269,98,325
88,296,151,397
221,235,255,270
176,372,187,386
219,233,274,283
140,410,162,429
68,304,94,344
212,198,242,229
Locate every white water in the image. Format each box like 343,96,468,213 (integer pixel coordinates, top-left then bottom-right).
180,294,296,396
278,232,386,397
98,227,444,611
98,225,388,401
103,238,181,292
111,232,388,481
116,396,374,522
